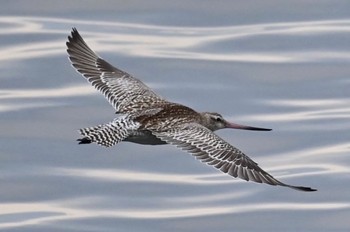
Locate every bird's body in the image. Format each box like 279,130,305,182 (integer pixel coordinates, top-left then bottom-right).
67,28,316,192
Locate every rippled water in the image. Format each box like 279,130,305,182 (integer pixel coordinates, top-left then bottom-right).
1,1,350,232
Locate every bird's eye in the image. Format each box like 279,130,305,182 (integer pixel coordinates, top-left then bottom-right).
215,117,222,122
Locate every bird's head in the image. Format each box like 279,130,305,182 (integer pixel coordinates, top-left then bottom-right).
201,112,272,132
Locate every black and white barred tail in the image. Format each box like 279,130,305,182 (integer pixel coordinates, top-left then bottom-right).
78,115,140,147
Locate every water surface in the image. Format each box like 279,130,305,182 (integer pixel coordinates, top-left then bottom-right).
1,1,350,232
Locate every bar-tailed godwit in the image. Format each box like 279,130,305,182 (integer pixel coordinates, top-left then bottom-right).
67,28,316,192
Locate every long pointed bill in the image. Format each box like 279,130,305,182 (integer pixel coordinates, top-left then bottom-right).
226,122,272,131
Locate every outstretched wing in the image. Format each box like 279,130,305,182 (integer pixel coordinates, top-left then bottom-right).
66,28,166,113
153,123,316,192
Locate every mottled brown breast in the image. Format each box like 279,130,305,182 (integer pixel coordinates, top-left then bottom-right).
135,103,201,131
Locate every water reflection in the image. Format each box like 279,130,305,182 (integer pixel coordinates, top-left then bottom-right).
0,85,91,100
1,200,349,229
1,16,350,63
257,98,350,121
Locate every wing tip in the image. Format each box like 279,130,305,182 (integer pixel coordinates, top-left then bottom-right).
288,185,317,192
69,27,79,38
66,27,81,48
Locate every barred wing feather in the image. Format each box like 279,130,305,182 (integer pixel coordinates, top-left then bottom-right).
66,28,165,113
153,124,316,192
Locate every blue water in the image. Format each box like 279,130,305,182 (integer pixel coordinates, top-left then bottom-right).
1,1,350,231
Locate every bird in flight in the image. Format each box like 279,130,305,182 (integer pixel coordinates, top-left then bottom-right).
66,28,316,192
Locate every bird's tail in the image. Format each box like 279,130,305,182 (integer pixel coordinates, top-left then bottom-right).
78,115,139,147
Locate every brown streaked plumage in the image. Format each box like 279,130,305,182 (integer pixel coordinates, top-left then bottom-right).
66,28,316,192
